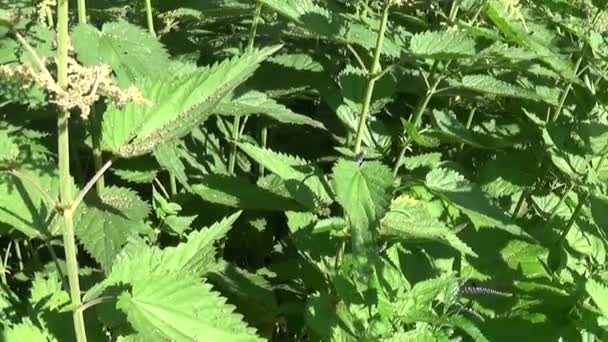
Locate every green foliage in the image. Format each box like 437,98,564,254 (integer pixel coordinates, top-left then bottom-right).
101,45,281,158
333,159,394,279
3,0,608,340
116,273,264,342
409,30,476,59
74,186,153,273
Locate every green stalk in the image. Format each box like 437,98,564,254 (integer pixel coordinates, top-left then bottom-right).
14,241,23,271
547,183,574,223
77,0,86,24
511,189,528,219
559,195,587,240
57,1,87,341
550,55,583,123
169,174,177,196
352,1,391,154
145,0,156,37
228,3,262,174
91,112,105,193
259,125,268,177
392,72,441,176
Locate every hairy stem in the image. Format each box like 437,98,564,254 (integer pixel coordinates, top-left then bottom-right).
0,242,11,286
145,0,156,37
57,1,87,341
550,55,584,123
512,189,528,219
352,1,391,155
259,125,268,177
14,241,24,271
560,194,587,240
77,0,86,24
229,3,262,174
547,183,574,223
392,68,441,176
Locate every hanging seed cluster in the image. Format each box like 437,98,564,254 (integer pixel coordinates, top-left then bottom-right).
0,57,150,120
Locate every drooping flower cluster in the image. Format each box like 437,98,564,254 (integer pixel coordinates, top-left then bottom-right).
0,57,150,120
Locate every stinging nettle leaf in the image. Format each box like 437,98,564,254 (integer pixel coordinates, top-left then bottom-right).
332,159,394,279
117,273,264,342
192,174,305,211
102,45,282,158
410,30,476,59
238,142,333,208
380,195,477,257
459,75,553,105
425,168,532,239
74,186,152,273
71,21,171,85
215,90,326,129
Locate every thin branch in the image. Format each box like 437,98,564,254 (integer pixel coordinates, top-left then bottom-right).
346,44,368,72
14,32,56,85
70,159,113,213
76,296,113,314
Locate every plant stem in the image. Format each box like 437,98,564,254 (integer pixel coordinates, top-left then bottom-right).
459,107,476,151
559,194,587,240
547,183,574,223
71,159,113,212
550,55,583,123
14,241,24,271
169,174,177,196
259,125,268,177
0,242,11,285
145,0,156,37
392,71,441,176
77,0,86,24
352,1,391,155
512,189,528,219
228,3,262,174
57,1,87,341
90,109,105,194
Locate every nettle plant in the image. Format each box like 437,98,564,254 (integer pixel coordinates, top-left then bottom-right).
3,0,608,341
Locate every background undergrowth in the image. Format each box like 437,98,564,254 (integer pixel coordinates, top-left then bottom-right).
2,0,608,341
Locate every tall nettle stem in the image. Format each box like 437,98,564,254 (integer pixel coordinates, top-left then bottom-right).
352,1,392,155
57,1,87,341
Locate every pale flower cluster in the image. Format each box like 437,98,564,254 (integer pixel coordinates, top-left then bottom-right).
0,57,150,120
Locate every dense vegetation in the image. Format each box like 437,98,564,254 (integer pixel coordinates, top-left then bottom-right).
2,0,608,341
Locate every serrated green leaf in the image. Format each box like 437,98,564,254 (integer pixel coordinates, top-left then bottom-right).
71,21,171,85
215,90,325,129
485,0,579,83
238,142,332,208
333,159,394,279
425,168,531,239
401,152,442,171
380,195,477,257
587,278,608,317
258,0,401,57
430,110,496,148
459,75,551,104
0,156,62,238
29,270,70,311
410,30,476,59
74,186,152,273
0,130,18,165
116,273,263,342
207,261,279,333
192,174,305,211
161,211,242,276
2,318,58,342
102,45,282,158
